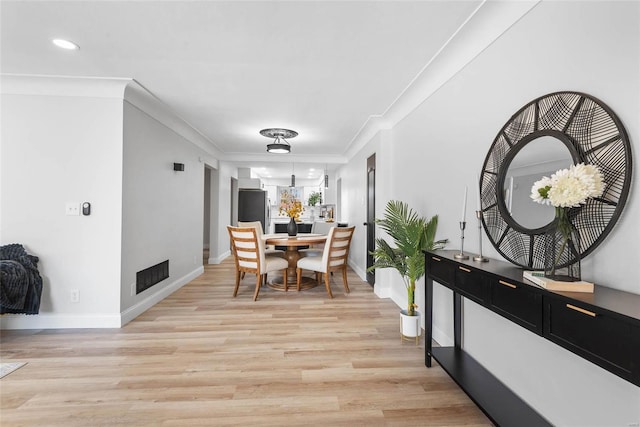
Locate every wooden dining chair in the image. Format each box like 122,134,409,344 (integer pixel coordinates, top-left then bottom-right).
238,221,284,257
295,226,355,298
298,221,337,257
227,225,288,300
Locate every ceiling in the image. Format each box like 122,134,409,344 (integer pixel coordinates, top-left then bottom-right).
1,0,482,178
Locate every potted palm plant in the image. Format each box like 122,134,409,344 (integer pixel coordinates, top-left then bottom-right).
368,200,447,339
307,191,322,207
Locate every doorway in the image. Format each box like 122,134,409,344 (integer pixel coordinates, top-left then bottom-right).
203,167,212,264
365,154,375,286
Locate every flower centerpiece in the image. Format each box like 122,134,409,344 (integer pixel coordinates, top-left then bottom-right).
530,163,604,281
279,190,304,236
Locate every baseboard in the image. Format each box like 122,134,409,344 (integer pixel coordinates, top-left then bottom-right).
0,266,205,330
208,250,230,265
432,325,453,347
120,266,204,326
0,312,121,329
348,259,366,281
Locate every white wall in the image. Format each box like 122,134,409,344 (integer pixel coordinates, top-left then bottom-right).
0,76,125,328
339,2,639,425
1,76,225,328
209,161,236,264
120,101,208,318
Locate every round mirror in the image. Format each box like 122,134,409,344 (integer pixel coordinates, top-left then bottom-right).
480,91,632,269
502,136,573,230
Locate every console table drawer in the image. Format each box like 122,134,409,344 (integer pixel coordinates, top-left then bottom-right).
427,255,455,286
489,278,542,334
455,266,487,304
544,298,640,386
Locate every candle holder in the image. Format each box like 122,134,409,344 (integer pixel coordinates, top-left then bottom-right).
473,210,489,262
454,221,469,260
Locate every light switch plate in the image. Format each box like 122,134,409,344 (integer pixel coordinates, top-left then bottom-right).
65,202,80,216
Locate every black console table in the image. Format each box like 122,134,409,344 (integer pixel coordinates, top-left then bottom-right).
424,249,640,427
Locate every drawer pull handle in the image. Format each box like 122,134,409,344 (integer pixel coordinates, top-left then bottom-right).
431,256,441,262
566,304,596,317
499,280,517,289
459,266,471,273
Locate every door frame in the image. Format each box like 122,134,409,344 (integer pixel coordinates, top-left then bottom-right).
365,154,376,286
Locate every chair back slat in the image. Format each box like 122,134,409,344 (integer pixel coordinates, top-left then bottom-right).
323,226,355,269
227,226,263,274
238,221,264,236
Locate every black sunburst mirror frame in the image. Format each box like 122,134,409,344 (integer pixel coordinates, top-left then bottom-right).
480,91,633,269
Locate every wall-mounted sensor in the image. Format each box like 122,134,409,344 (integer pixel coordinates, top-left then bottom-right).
82,202,91,216
173,163,185,171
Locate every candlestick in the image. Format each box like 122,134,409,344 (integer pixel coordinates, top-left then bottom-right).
476,173,481,212
454,221,469,260
473,210,489,262
461,186,467,222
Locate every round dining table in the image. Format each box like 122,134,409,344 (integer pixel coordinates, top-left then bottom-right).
263,233,327,290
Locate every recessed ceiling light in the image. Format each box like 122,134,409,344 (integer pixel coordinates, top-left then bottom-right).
52,38,80,50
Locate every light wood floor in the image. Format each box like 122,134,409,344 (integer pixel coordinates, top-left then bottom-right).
1,258,492,426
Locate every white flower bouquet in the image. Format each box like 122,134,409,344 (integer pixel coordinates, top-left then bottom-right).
530,163,604,207
530,162,604,281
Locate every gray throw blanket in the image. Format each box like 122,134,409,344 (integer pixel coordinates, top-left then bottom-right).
0,244,43,314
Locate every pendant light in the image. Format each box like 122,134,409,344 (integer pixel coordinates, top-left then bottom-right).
324,164,329,189
290,163,296,187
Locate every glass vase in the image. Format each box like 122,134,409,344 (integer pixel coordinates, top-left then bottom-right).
287,216,297,237
544,207,581,281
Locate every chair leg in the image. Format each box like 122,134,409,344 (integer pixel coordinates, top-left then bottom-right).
315,272,321,283
324,271,334,298
342,267,350,293
253,274,262,301
296,268,302,291
263,273,268,286
233,270,241,297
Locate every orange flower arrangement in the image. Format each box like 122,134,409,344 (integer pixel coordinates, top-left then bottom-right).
279,191,304,221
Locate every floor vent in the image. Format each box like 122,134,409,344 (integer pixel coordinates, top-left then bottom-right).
136,260,169,294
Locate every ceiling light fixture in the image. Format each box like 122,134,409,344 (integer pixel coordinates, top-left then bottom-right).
261,128,297,154
290,163,296,188
52,38,80,50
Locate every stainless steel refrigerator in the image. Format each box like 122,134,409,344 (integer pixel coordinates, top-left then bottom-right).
238,189,270,232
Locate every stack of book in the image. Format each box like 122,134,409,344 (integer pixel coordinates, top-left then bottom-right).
523,271,594,293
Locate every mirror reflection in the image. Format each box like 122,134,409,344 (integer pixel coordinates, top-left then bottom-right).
503,136,573,229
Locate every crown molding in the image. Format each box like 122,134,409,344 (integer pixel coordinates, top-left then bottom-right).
343,0,540,160
0,73,130,98
222,151,348,165
1,74,223,159
124,80,223,158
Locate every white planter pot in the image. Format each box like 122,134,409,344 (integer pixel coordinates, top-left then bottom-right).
400,310,421,344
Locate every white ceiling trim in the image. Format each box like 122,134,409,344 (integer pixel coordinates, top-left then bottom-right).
124,80,224,158
0,74,130,98
222,151,348,166
343,0,541,160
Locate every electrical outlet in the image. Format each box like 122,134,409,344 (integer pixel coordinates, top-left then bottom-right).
70,289,80,303
65,202,80,216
